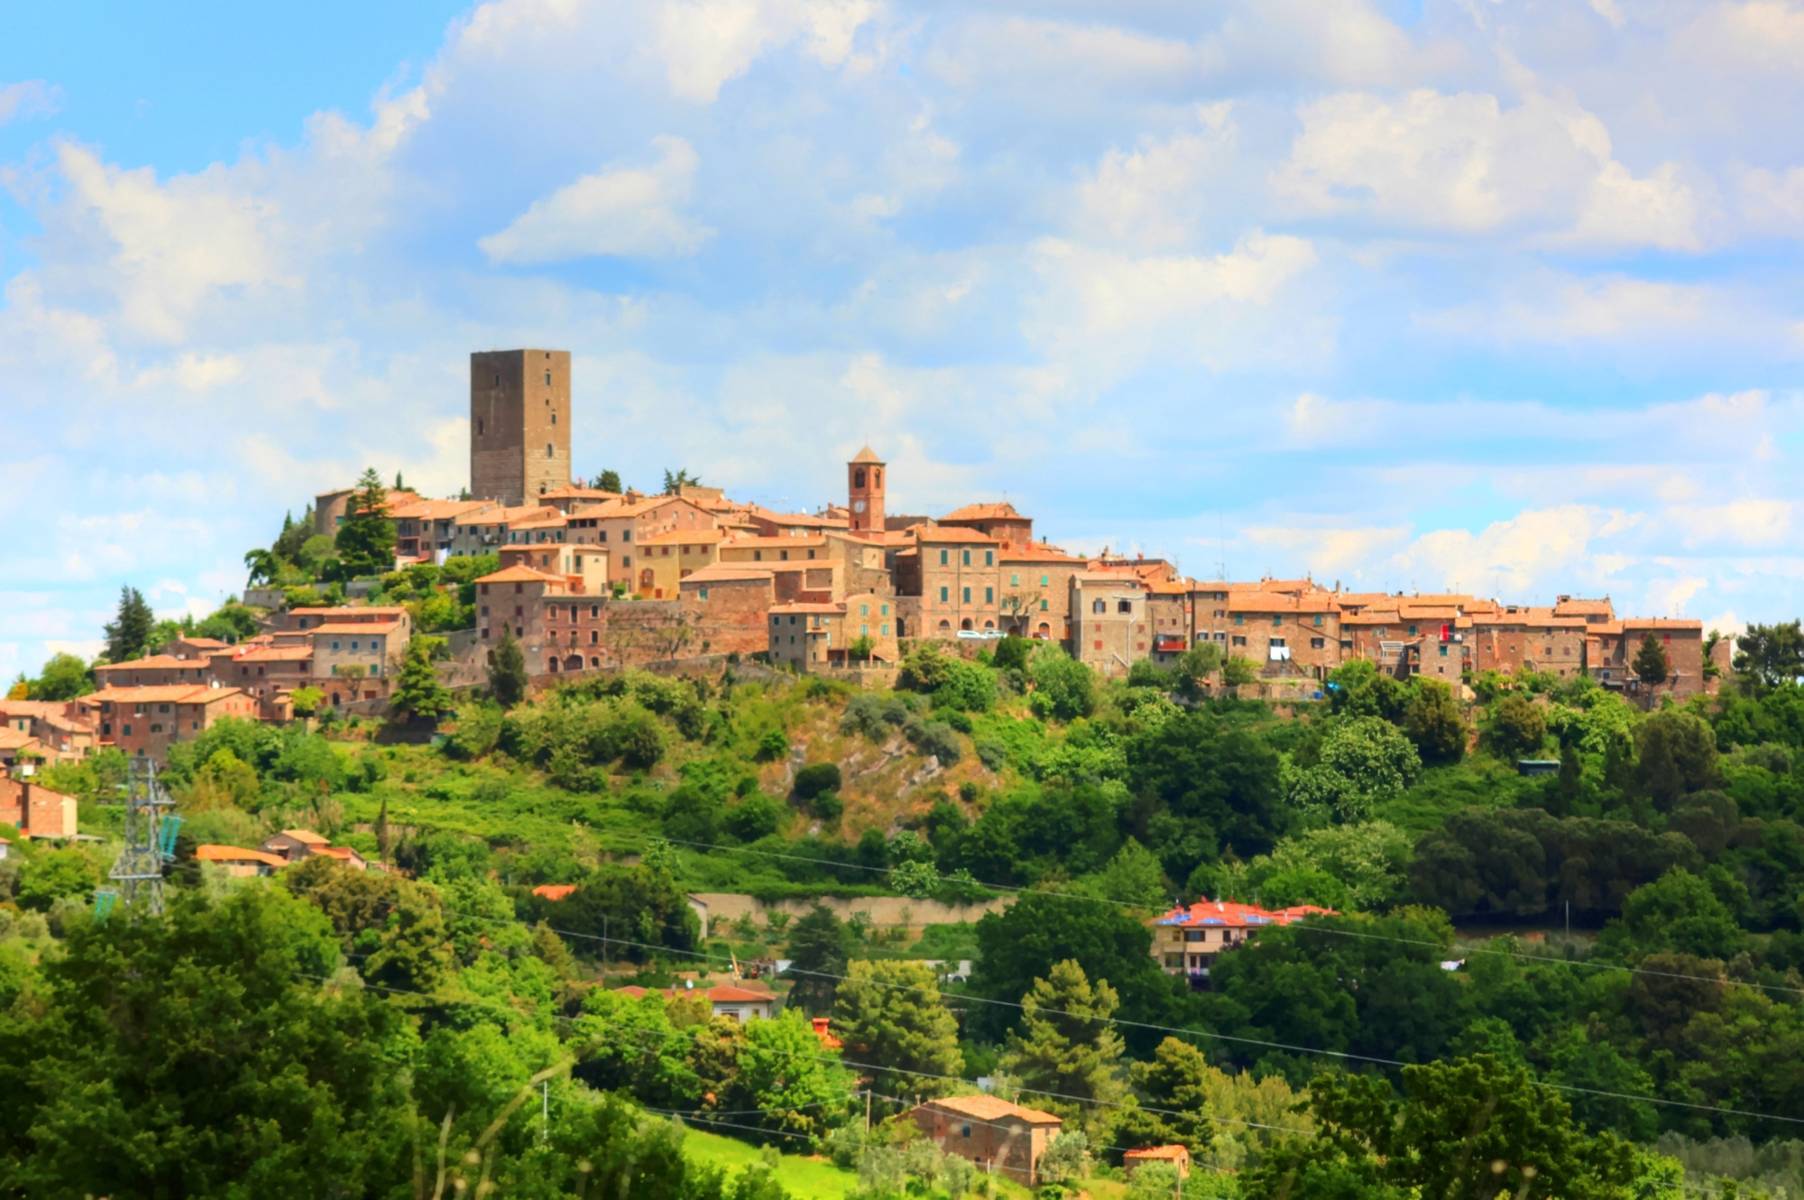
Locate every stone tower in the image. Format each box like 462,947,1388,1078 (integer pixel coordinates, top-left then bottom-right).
469,349,571,505
848,445,885,535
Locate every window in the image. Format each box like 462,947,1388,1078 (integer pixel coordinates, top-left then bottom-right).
1118,599,1132,614
544,370,552,385
881,603,889,616
123,723,133,736
1408,624,1418,636
962,549,971,566
622,529,631,542
550,412,556,426
939,549,948,566
331,640,341,651
1311,637,1326,649
1093,640,1103,650
1039,598,1048,611
591,604,599,617
350,640,360,651
1234,614,1245,626
699,587,710,601
962,587,971,603
985,587,994,603
861,624,869,637
939,586,949,602
1313,614,1323,626
547,443,554,458
860,603,869,616
1010,573,1020,587
1092,599,1105,614
1438,644,1449,657
1272,615,1281,627
881,623,889,635
1271,637,1286,647
1232,635,1247,646
1040,574,1049,587
476,418,484,436
984,550,994,566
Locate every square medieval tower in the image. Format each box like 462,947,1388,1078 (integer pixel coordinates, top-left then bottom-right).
469,349,571,505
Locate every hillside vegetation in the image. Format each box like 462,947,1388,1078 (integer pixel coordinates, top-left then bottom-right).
5,628,1804,1197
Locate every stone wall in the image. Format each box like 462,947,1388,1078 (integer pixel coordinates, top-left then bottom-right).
687,891,1012,938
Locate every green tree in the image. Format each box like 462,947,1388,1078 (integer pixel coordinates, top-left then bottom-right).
243,547,278,585
1599,868,1745,961
1400,678,1465,764
1221,656,1258,687
333,468,396,577
29,652,92,701
784,904,852,1015
1126,710,1287,869
289,685,324,718
728,1010,853,1146
488,625,529,708
102,584,155,663
1634,708,1719,810
0,887,414,1197
998,959,1131,1137
1733,620,1804,690
1276,1055,1651,1200
661,468,701,495
1125,1161,1185,1200
592,469,623,492
833,961,963,1105
1633,632,1670,686
389,636,453,724
969,890,1181,1047
1288,716,1421,824
1173,642,1225,700
15,846,100,911
1028,644,1095,720
1116,1037,1215,1156
1482,692,1546,760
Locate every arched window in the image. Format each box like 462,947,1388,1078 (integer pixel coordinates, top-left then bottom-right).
1092,599,1106,614
938,619,952,631
854,467,866,489
548,658,560,673
873,468,881,487
960,618,973,631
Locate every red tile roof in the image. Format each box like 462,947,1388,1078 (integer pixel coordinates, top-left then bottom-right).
92,685,246,705
850,445,884,464
532,883,578,901
195,844,287,868
940,502,1027,523
476,566,567,586
922,1094,1063,1125
1155,898,1336,930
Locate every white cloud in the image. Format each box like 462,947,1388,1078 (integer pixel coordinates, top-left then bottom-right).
1070,103,1238,250
1663,498,1795,549
652,0,878,102
1274,88,1700,249
0,80,59,124
478,136,713,263
1392,505,1633,598
1419,275,1711,343
133,352,245,392
1739,164,1804,236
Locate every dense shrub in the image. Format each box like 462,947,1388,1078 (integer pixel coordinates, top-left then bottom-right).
793,763,842,800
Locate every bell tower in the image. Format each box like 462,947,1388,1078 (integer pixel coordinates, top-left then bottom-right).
848,446,885,536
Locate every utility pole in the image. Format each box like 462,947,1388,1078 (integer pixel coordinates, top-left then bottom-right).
1564,900,1571,939
864,1088,872,1134
541,1079,549,1144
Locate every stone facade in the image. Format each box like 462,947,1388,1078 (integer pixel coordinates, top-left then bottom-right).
470,349,571,505
1071,572,1148,678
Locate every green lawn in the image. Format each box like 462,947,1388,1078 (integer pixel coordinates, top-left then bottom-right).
677,1125,859,1198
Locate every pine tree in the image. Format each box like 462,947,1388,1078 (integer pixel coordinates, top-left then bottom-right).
592,469,622,493
389,638,452,724
375,794,391,866
998,959,1131,1138
1633,632,1670,686
103,585,155,664
487,627,528,709
334,468,396,577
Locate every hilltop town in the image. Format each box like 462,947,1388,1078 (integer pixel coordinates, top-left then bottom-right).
0,346,1722,788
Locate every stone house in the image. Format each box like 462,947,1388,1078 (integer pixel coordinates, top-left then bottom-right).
912,1096,1064,1186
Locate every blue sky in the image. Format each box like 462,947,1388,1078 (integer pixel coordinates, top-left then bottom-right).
3,0,1803,679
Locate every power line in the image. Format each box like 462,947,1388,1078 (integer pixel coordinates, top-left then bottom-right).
289,876,1804,1130
652,833,1804,1000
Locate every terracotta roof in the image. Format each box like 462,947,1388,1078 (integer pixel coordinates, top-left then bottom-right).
228,646,314,662
723,535,830,550
569,495,698,520
1227,592,1338,614
508,512,569,531
540,485,621,501
1620,617,1702,630
315,846,365,861
1145,580,1192,596
92,685,245,705
310,621,403,636
912,525,999,544
1074,571,1144,587
999,542,1086,564
532,883,578,901
389,498,493,520
1155,898,1336,930
94,654,208,673
750,507,849,529
680,564,776,585
1124,1145,1191,1162
0,729,38,752
1339,611,1402,626
477,565,568,586
850,445,884,464
453,503,553,527
923,1094,1063,1125
770,602,844,615
278,829,330,844
615,983,778,1004
1395,605,1462,620
290,606,409,617
195,844,287,868
940,502,1026,523
1553,598,1614,616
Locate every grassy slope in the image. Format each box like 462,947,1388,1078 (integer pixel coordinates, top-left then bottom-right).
677,1126,859,1197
